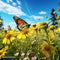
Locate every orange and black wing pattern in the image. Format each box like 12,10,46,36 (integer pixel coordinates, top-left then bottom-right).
17,19,28,25
13,16,30,31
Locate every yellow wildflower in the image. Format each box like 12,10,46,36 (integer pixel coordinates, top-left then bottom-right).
0,19,2,23
32,24,37,30
0,48,7,59
2,30,7,37
17,32,26,41
48,25,55,31
56,15,60,20
55,27,60,32
40,22,48,29
32,23,40,31
48,31,55,39
8,29,17,36
17,28,33,40
2,31,15,44
40,41,56,58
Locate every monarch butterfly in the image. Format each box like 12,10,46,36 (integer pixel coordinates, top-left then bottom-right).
13,16,30,31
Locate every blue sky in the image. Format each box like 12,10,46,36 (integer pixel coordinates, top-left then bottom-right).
0,0,60,29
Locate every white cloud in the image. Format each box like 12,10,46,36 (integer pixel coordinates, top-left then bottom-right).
12,2,17,6
6,0,10,3
0,1,26,16
8,22,16,25
31,15,44,20
39,11,47,14
17,6,21,8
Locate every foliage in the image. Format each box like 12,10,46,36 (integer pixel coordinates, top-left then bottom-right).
0,19,60,60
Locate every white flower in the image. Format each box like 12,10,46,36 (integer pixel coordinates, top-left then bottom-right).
14,52,19,56
23,56,30,60
26,52,30,56
31,56,37,60
21,53,25,57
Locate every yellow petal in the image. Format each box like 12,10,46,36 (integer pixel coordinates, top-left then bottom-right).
10,37,15,42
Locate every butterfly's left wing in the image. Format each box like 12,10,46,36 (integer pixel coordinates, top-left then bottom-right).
13,16,30,31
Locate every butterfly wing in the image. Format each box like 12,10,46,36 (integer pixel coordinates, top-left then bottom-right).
17,19,28,25
17,24,28,31
13,16,30,31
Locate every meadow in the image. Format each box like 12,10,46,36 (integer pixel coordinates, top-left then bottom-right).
0,16,60,60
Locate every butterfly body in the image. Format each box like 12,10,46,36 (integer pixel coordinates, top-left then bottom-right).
13,16,30,31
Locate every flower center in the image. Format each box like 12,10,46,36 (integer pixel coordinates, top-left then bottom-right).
0,51,3,55
6,34,12,39
23,31,28,34
33,24,36,27
44,45,50,51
